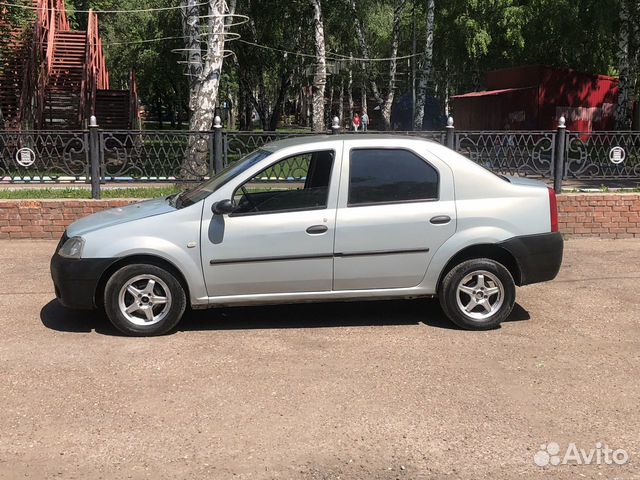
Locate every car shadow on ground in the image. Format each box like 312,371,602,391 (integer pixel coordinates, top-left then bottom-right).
40,298,531,336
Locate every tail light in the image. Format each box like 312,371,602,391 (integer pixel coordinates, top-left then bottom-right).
548,187,559,232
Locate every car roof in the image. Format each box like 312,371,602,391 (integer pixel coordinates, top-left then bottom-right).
261,134,434,152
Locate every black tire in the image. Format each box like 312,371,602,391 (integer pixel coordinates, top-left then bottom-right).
104,264,186,336
438,258,515,330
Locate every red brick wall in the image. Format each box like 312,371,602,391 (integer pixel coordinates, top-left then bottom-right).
557,194,640,239
1,195,639,240
0,200,135,240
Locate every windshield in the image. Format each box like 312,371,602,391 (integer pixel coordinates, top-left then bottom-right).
175,149,271,208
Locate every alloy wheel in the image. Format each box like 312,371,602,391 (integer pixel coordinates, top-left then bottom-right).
118,274,172,326
455,270,504,321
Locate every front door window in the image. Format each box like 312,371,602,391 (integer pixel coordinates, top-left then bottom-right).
233,150,335,215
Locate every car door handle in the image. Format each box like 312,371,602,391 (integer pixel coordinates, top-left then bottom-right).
430,215,451,225
306,225,328,234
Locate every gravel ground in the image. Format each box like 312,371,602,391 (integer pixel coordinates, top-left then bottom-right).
0,238,639,480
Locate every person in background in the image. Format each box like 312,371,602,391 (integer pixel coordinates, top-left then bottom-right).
361,111,369,132
352,113,361,132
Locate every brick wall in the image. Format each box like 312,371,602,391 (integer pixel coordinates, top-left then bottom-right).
557,194,640,239
0,200,135,240
1,195,639,240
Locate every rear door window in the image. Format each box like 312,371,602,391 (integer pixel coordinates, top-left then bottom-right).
348,149,439,206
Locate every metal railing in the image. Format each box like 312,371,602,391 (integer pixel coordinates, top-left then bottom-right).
566,131,640,179
0,130,89,182
2,115,640,197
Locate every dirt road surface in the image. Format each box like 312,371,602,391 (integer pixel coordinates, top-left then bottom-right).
0,238,639,479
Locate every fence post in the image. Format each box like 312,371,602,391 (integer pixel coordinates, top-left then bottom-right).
89,115,101,200
213,115,223,174
207,130,215,177
445,116,455,150
554,116,566,194
331,116,341,135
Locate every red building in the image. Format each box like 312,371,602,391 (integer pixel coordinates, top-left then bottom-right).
451,65,619,131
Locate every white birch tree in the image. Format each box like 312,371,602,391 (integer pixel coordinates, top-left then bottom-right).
338,77,344,126
182,0,229,176
310,0,327,132
349,0,406,130
347,59,354,123
381,0,404,127
414,0,434,130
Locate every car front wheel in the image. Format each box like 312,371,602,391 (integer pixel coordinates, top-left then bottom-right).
438,258,515,330
104,264,186,336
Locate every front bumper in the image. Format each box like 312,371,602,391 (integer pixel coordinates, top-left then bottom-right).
50,241,116,309
499,232,564,286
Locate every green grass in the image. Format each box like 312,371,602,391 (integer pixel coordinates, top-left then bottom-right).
0,186,181,199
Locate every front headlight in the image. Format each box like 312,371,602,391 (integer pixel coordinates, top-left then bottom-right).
58,236,85,259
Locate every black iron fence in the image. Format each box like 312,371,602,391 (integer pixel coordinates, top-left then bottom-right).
1,116,639,197
566,131,640,179
0,130,89,182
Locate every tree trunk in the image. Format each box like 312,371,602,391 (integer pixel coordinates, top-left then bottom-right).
348,64,354,124
414,0,434,130
182,0,228,177
238,73,253,130
299,87,306,127
362,84,367,115
381,0,404,129
268,71,291,131
338,77,344,127
310,0,327,132
257,73,270,130
327,79,334,125
183,0,203,111
155,97,163,128
238,86,246,130
349,0,384,117
410,0,416,129
301,86,311,127
349,0,405,130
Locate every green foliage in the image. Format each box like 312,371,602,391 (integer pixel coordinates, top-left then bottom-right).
19,0,628,129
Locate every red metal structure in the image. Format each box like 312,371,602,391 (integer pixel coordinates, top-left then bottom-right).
0,0,139,130
452,65,619,132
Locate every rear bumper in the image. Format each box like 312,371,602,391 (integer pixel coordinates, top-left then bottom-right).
499,232,563,286
50,252,116,310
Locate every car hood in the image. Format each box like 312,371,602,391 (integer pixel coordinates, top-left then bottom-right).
67,197,175,237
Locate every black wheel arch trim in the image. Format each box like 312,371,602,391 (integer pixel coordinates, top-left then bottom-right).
94,254,192,308
497,232,563,286
437,243,522,291
437,232,563,290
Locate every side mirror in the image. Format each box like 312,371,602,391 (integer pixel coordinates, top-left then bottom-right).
212,199,236,215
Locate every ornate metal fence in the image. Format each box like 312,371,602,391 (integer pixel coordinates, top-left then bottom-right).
2,124,640,194
224,132,312,166
100,130,214,181
223,130,446,166
397,130,446,144
455,131,556,178
565,131,640,179
0,130,89,182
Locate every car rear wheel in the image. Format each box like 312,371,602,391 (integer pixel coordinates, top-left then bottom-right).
438,258,515,330
104,264,186,336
